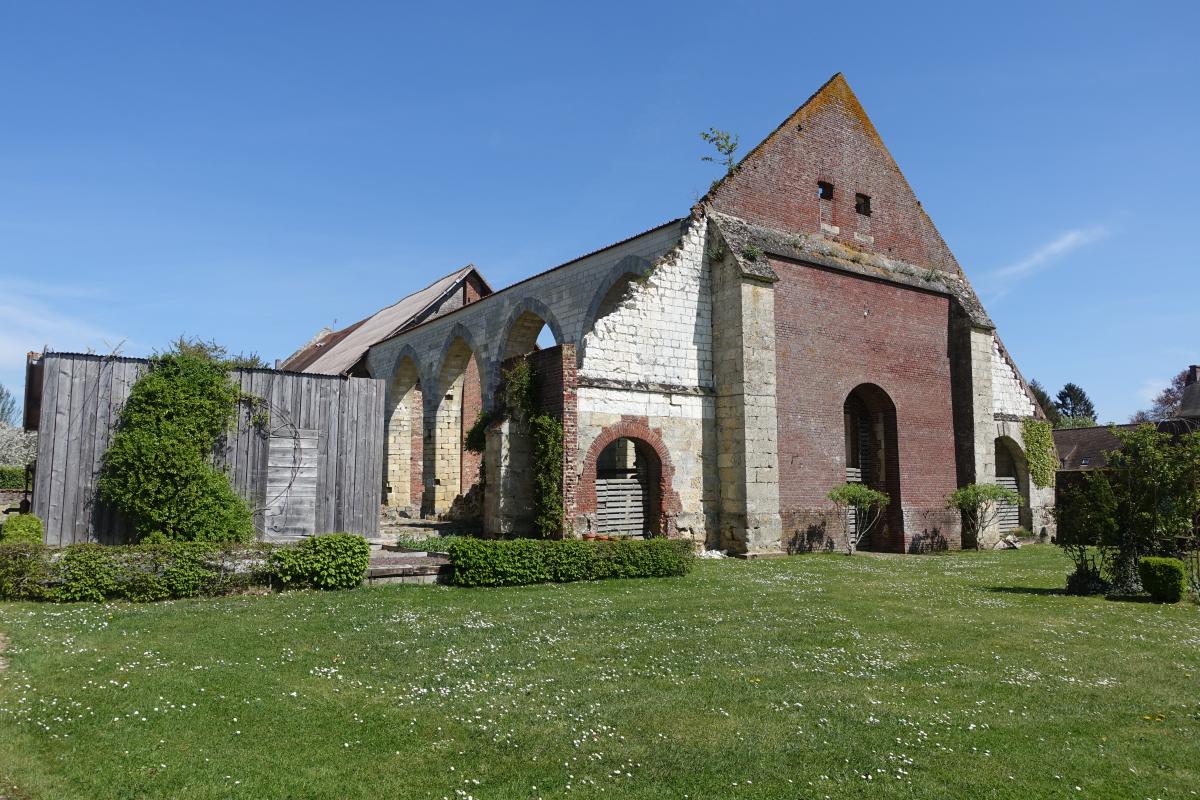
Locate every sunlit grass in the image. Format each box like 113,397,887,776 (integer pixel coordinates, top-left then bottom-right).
0,545,1196,799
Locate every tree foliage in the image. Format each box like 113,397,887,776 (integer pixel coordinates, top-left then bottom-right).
828,483,889,555
1056,425,1200,594
1054,382,1097,426
97,346,254,543
700,128,739,175
0,382,17,428
947,483,1021,548
1130,369,1189,423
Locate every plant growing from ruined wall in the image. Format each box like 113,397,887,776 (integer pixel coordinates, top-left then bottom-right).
464,409,498,454
828,483,889,555
1021,418,1057,489
947,483,1021,549
495,359,565,538
97,346,255,543
700,127,739,175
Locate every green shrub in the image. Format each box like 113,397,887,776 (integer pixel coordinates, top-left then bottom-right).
270,533,370,590
0,465,25,491
97,351,254,543
1138,557,1186,604
0,540,279,602
50,544,120,602
464,410,497,454
448,537,693,587
0,543,49,600
0,513,43,544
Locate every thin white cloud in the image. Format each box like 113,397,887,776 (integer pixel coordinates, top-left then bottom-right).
993,226,1109,281
1136,377,1166,404
0,291,126,377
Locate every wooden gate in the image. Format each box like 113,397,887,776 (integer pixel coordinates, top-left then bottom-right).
596,468,647,534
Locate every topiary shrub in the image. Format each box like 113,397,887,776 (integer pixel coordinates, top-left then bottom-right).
448,537,693,587
1138,557,1186,604
97,351,254,543
0,513,43,545
270,533,370,590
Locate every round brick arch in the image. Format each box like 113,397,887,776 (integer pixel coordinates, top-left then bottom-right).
577,417,682,536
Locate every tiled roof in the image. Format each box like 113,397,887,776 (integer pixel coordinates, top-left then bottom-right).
1053,425,1139,471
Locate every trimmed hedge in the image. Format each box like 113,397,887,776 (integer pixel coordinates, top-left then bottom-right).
0,513,43,544
448,537,694,587
1139,556,1186,604
0,465,25,491
270,533,370,590
0,535,371,602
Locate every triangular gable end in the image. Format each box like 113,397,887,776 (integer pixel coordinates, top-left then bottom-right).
706,73,963,276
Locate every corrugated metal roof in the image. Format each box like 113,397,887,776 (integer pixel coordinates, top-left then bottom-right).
283,267,476,376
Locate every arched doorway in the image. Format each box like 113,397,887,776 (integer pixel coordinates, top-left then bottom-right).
994,436,1030,533
843,384,901,550
594,437,662,535
383,356,423,512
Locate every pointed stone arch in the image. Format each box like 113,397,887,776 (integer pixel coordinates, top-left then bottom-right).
430,325,489,516
499,297,566,363
577,255,654,352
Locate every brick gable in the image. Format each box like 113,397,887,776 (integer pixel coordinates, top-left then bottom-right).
708,74,963,276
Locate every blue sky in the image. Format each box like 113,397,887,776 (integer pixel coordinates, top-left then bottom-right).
1,1,1196,422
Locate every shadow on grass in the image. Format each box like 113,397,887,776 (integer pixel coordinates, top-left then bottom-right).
985,586,1065,596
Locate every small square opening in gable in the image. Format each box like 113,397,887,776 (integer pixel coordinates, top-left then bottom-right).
817,181,834,201
855,193,872,216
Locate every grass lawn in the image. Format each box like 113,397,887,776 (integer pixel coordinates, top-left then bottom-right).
0,545,1196,799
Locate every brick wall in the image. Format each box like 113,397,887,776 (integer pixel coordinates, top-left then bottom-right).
460,356,483,494
708,75,962,277
773,256,962,552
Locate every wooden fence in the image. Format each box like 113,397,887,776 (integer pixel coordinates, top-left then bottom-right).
28,352,384,545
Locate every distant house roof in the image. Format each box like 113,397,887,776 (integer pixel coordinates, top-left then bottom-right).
281,266,489,375
1053,425,1139,472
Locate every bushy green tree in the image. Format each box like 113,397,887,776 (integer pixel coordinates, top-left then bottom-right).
1057,425,1200,594
97,348,254,543
1055,383,1097,427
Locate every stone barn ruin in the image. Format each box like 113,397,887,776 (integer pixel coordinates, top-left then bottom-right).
285,73,1053,555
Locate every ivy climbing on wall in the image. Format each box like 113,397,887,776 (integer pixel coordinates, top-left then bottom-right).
499,359,565,538
97,348,256,543
1021,417,1057,489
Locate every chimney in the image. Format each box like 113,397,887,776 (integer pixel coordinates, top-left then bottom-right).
1179,365,1200,419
